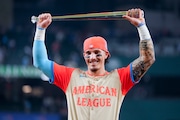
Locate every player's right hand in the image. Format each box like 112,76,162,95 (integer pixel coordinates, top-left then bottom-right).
37,13,52,29
123,8,145,27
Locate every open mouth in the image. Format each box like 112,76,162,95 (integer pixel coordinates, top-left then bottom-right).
89,60,99,65
90,62,98,66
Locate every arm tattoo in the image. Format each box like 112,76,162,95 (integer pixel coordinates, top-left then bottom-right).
132,39,155,81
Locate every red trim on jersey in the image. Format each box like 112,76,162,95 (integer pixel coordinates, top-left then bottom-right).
117,65,134,95
53,63,75,92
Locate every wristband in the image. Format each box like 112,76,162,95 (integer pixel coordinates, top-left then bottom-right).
137,24,151,40
34,27,46,41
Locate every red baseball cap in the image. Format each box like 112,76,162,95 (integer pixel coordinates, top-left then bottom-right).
83,36,111,58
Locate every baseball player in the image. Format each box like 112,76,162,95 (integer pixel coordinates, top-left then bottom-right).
32,8,155,120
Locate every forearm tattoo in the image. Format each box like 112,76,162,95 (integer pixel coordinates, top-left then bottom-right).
132,39,155,81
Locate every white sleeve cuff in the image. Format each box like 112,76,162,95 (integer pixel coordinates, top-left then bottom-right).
34,27,46,41
137,24,151,40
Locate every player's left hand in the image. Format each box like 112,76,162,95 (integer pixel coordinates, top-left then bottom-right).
123,8,145,27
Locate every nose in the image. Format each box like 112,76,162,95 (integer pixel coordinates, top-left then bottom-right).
89,53,96,59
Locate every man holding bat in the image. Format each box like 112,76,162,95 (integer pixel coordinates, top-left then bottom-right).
32,8,155,120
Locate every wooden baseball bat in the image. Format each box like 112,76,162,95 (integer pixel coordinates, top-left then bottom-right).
31,11,127,23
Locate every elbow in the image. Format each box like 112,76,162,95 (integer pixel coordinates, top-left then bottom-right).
152,57,156,63
33,61,39,68
152,54,156,64
141,55,155,66
33,58,44,69
33,60,41,69
151,57,155,65
149,56,156,66
142,52,156,65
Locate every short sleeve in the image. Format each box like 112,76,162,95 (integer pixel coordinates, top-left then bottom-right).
117,64,135,95
51,62,75,92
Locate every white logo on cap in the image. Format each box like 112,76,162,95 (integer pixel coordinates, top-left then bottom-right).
89,44,93,48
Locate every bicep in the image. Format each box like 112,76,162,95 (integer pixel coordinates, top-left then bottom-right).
132,57,151,81
40,60,54,80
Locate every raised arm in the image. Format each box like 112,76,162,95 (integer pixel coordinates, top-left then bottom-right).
32,13,54,79
123,8,155,82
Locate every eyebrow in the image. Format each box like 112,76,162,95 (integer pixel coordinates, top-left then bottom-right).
85,50,101,53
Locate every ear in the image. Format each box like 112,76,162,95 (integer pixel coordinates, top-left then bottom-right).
105,52,109,59
83,52,86,58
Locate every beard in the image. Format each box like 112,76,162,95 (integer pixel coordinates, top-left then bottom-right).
90,67,98,72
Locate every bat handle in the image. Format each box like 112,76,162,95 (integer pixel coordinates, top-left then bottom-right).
31,16,38,24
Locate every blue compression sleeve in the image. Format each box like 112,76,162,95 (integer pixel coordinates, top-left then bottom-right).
32,40,54,80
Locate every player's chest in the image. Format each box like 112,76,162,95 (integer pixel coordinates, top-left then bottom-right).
68,74,121,108
70,73,121,97
71,73,120,87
